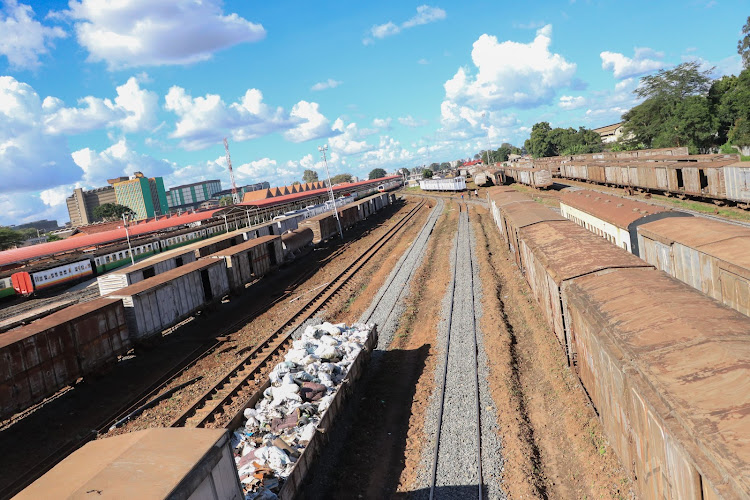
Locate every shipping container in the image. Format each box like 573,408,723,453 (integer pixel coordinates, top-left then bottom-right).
107,259,229,341
15,428,243,500
561,268,750,499
0,298,129,420
205,235,282,293
96,248,197,296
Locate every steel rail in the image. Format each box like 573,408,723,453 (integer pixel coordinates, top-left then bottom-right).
170,200,426,428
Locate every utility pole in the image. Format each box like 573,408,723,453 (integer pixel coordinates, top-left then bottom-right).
319,145,344,239
482,112,493,167
122,213,135,265
223,138,240,204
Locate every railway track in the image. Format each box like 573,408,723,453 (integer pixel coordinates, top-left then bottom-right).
170,199,427,428
0,203,408,500
429,203,484,499
0,285,99,322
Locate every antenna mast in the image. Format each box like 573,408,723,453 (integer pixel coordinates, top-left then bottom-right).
223,137,240,204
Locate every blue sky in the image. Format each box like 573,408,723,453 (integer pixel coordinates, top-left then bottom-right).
0,0,745,225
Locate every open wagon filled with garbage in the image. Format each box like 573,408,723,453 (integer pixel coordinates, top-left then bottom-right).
229,322,377,499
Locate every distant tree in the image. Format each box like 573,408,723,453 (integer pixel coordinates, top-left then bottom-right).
439,162,451,170
397,168,409,176
0,227,25,250
473,153,481,160
330,173,353,184
429,162,439,170
46,234,61,242
455,160,464,168
302,169,319,183
93,203,133,221
292,180,301,185
218,196,233,207
622,62,716,151
422,169,433,178
739,16,750,69
368,168,387,179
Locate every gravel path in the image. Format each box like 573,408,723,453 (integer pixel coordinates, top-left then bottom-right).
415,206,506,500
360,198,444,347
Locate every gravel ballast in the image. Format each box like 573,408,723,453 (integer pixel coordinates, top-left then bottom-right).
416,206,506,499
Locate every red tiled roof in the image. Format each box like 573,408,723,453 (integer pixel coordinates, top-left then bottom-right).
0,210,220,267
237,176,399,209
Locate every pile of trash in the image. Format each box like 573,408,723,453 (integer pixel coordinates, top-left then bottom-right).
232,322,373,500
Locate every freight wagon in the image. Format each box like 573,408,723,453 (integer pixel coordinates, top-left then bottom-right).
16,428,243,500
106,259,230,341
0,298,129,420
486,186,750,498
205,235,282,293
419,176,467,191
500,166,553,189
281,228,314,260
558,189,750,318
96,247,197,296
559,190,693,253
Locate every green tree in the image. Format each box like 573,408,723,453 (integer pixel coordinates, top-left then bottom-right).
92,203,133,221
422,169,433,178
292,181,301,185
47,234,62,242
526,122,555,158
739,16,750,69
621,62,717,151
369,168,387,179
330,173,353,184
0,227,26,250
397,168,410,176
218,196,233,207
302,169,319,183
439,162,451,171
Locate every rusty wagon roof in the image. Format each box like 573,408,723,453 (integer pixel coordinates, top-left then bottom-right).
205,234,280,258
501,202,567,228
560,190,672,229
105,259,223,297
520,221,652,284
638,217,750,279
565,267,750,497
0,297,121,349
16,428,228,500
113,246,197,274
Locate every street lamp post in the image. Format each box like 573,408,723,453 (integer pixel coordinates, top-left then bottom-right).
319,145,343,240
122,213,135,266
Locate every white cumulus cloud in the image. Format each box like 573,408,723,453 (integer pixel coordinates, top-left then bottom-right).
0,0,66,69
558,95,586,110
443,25,576,110
283,101,339,143
311,79,342,91
59,0,265,69
43,76,157,135
364,5,446,44
0,76,81,193
165,86,299,151
329,119,375,156
600,47,665,79
71,139,174,186
398,115,429,127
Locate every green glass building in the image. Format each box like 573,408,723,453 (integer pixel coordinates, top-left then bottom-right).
113,172,169,220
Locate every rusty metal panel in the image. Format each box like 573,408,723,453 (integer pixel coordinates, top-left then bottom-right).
588,164,606,183
563,268,750,498
725,164,750,203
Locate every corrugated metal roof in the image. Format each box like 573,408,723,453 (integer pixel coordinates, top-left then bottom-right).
237,176,399,208
560,190,670,229
638,217,750,277
521,221,651,284
502,202,566,228
0,210,220,268
106,259,222,297
566,267,750,497
204,234,279,258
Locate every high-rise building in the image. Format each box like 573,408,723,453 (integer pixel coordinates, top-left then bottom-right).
166,180,222,212
113,172,169,220
66,186,117,227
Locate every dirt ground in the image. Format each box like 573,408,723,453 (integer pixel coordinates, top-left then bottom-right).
471,205,634,499
308,200,458,498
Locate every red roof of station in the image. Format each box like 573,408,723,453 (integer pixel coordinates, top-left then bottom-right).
0,210,220,267
238,176,400,209
0,176,400,268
